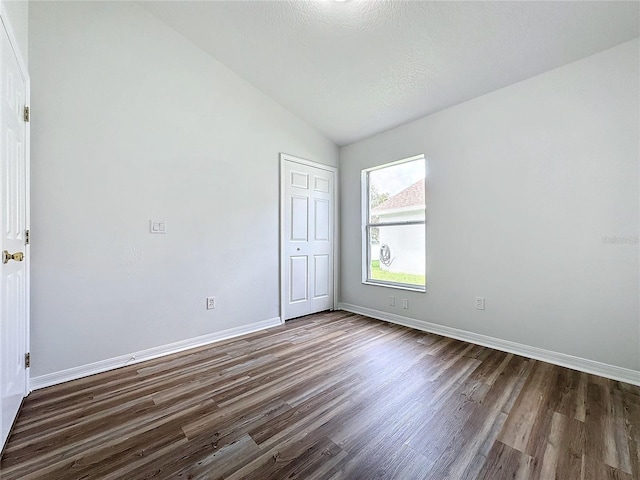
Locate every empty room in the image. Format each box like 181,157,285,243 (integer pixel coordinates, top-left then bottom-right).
0,0,638,478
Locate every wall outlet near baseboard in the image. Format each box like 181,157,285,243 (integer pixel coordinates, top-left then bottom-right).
206,297,216,310
476,297,485,310
150,220,166,234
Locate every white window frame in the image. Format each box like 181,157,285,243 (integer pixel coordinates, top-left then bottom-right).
361,154,426,292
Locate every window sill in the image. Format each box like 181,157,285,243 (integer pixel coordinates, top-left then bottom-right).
362,280,426,293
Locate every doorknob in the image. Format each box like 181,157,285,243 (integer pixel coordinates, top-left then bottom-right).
2,251,24,264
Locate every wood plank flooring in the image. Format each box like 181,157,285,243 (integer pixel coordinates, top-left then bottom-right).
1,311,638,479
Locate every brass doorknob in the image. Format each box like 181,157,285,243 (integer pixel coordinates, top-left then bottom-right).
2,251,24,264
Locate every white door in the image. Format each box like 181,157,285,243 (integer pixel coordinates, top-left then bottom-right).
281,155,335,320
1,21,28,449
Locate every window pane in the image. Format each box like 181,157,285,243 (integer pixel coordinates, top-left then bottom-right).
369,224,425,286
369,159,425,225
362,154,427,290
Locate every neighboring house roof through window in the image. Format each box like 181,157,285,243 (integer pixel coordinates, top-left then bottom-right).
372,178,425,215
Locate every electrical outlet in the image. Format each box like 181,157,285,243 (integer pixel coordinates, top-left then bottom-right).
206,297,216,310
389,296,395,307
150,220,166,234
402,299,408,309
476,297,485,310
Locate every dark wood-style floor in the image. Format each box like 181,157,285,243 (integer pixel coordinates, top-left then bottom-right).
1,311,638,479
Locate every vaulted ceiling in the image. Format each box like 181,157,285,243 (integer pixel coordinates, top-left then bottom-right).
141,1,640,146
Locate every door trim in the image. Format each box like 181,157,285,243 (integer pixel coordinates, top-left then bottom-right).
279,153,338,323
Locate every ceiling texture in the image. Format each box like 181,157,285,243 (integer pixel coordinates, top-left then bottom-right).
141,1,640,146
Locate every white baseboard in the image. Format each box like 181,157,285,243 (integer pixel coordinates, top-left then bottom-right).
30,316,282,391
338,302,640,386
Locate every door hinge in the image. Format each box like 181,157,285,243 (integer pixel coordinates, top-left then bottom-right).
24,106,30,123
25,353,30,368
25,229,30,245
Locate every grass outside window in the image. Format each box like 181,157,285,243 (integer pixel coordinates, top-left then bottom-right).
369,260,425,286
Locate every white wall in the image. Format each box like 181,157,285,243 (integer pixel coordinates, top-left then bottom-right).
340,39,640,372
28,1,337,377
0,0,28,66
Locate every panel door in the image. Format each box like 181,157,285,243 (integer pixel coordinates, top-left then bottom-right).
282,158,334,320
1,24,28,449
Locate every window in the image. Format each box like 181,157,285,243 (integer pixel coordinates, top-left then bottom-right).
362,155,426,291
